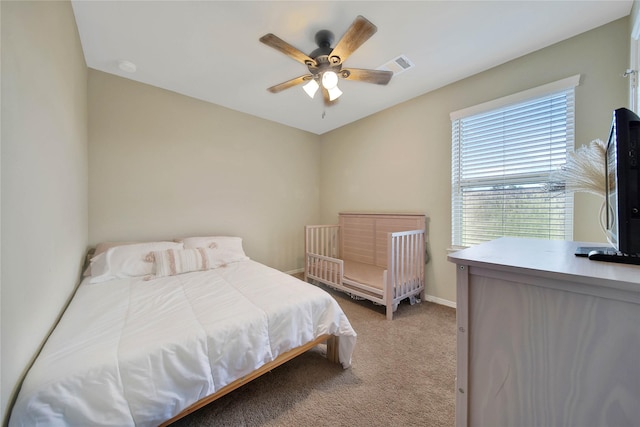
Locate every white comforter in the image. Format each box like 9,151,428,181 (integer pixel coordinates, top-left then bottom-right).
10,260,357,426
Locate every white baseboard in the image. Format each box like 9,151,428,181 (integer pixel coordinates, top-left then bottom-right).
424,294,456,309
285,267,305,275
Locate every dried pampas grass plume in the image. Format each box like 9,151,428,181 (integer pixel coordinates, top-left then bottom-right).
550,139,607,198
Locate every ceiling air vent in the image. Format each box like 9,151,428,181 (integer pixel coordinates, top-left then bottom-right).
377,55,415,76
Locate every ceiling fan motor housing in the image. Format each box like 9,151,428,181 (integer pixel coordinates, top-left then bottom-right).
308,55,342,78
307,29,345,78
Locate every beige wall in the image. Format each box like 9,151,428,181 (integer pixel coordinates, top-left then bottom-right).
319,17,629,304
1,0,88,420
88,70,321,272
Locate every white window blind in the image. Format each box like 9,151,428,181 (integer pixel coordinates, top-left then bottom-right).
451,82,577,247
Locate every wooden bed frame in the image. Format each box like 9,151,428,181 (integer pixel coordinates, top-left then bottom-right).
161,334,339,425
305,212,426,320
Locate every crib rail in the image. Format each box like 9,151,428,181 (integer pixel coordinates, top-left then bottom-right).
305,225,340,258
387,229,425,302
305,225,341,284
305,253,344,288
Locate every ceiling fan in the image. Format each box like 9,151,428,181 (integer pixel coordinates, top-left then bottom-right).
259,15,393,106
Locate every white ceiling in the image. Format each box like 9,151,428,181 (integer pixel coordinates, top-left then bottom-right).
71,1,633,135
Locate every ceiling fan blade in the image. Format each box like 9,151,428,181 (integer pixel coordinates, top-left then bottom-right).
267,75,313,93
341,68,393,85
329,15,377,65
260,33,316,66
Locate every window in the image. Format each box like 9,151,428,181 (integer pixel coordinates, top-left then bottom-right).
451,76,580,247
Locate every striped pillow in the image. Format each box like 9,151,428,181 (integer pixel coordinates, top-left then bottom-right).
152,247,223,277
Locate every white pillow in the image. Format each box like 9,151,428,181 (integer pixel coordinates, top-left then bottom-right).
151,247,228,277
180,236,248,260
92,241,138,259
89,241,183,284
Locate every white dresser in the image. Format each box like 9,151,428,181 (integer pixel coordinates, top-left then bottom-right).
448,237,640,427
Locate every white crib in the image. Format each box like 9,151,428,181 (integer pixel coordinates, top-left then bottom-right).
305,212,426,320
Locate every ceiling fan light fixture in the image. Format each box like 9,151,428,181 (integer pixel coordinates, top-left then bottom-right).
321,71,339,89
303,79,320,98
327,85,343,101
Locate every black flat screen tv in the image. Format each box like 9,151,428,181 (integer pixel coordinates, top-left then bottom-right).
604,107,640,254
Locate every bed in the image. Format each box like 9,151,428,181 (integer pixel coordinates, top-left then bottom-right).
9,237,357,426
305,212,426,320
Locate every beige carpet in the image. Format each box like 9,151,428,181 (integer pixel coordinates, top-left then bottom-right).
173,286,457,426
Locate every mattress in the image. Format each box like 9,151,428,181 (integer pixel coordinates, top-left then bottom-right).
9,260,357,426
343,260,385,290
